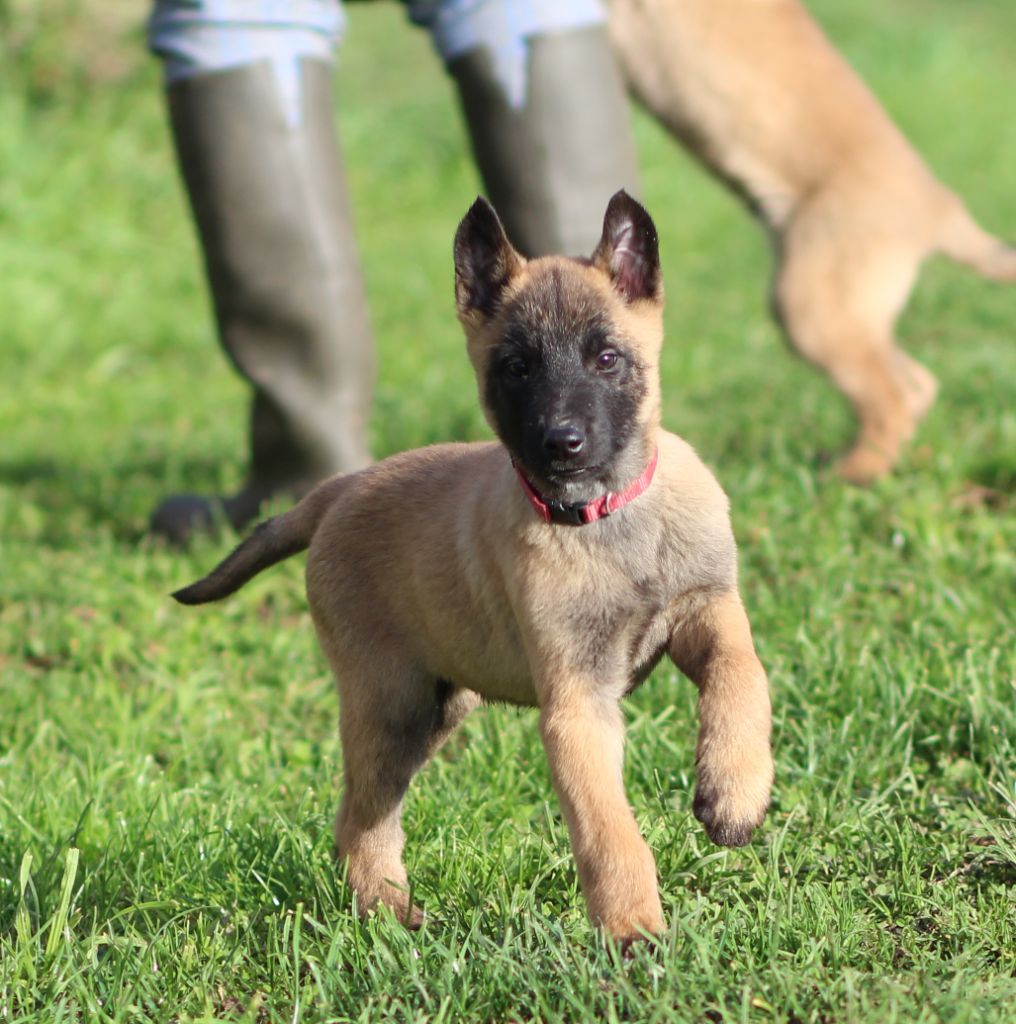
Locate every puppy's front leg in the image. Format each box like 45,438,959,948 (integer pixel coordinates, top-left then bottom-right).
670,591,773,847
539,693,664,944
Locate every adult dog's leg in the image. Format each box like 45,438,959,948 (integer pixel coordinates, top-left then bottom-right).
773,208,936,482
670,591,773,848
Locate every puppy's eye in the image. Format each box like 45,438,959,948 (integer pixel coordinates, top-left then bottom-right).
504,357,529,380
595,350,620,372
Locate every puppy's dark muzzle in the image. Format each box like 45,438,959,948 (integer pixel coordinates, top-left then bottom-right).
543,424,586,460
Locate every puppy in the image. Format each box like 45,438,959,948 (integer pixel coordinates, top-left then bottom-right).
610,0,1016,482
173,192,773,945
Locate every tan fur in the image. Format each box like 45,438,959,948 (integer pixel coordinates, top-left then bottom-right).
610,0,1016,481
176,202,773,945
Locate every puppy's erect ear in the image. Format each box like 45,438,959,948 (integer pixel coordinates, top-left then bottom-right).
454,197,524,317
592,190,662,304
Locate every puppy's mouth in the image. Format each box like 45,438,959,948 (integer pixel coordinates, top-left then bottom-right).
527,462,607,503
548,464,598,479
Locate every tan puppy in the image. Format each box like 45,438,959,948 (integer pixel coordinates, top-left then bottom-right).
610,0,1016,482
174,192,773,945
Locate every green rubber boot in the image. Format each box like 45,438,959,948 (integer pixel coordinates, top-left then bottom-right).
448,24,641,257
151,59,374,543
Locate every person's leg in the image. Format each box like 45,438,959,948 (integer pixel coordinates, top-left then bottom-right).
148,1,373,542
409,0,640,257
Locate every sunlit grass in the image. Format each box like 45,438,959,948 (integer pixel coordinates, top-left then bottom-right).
1,1,1014,1021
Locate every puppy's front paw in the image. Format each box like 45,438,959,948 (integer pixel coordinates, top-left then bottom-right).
583,839,665,944
598,899,665,948
693,748,773,847
347,869,424,930
355,890,425,930
395,897,425,931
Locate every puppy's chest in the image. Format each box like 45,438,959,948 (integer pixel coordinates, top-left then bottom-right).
550,572,675,693
426,541,677,705
448,576,674,706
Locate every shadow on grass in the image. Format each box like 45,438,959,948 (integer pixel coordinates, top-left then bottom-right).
968,455,1016,494
0,453,235,547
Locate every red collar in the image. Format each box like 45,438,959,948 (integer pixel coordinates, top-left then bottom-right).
514,448,659,526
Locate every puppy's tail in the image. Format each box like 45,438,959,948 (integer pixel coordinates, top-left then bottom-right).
938,202,1016,283
172,474,351,605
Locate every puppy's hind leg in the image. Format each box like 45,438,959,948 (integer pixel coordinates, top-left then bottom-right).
329,650,480,928
773,213,935,482
669,591,773,848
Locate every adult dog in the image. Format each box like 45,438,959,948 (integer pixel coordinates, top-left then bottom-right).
611,0,1016,481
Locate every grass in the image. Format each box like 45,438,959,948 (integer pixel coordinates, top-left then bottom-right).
1,0,1014,1020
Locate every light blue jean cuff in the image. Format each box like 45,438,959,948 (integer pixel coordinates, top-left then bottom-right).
148,1,344,124
149,0,608,115
408,0,607,106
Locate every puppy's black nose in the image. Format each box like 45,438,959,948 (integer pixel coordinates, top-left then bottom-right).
543,424,586,459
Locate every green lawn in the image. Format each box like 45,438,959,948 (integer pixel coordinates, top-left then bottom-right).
1,1,1014,1021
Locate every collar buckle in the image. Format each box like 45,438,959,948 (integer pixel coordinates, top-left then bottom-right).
544,498,588,526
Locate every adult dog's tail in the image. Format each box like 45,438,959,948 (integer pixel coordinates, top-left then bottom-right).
939,202,1016,283
172,475,351,605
